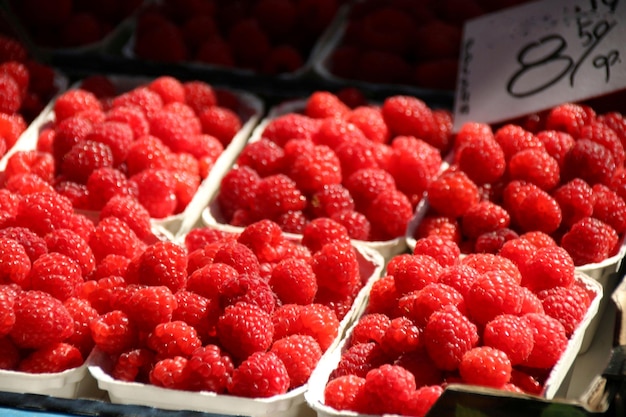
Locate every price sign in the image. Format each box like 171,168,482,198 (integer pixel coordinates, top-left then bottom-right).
453,0,626,131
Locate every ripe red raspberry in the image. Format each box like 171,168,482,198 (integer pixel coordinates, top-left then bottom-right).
173,290,219,343
218,272,277,314
149,356,191,390
367,188,413,240
18,342,84,374
521,245,575,291
461,201,511,240
284,303,339,352
523,313,568,369
134,241,188,292
349,313,391,346
365,275,398,317
579,121,625,167
147,320,202,358
562,139,616,186
0,113,26,151
346,106,390,144
212,240,260,276
516,188,562,234
287,144,342,194
331,342,389,382
182,80,216,114
424,305,479,371
125,135,169,176
459,346,512,388
250,173,306,222
123,285,177,332
186,260,239,298
553,178,595,228
45,227,95,276
312,117,368,151
498,237,537,270
389,254,443,295
99,195,152,242
89,216,144,262
363,364,417,415
51,115,93,162
379,316,421,357
63,297,98,356
0,226,47,263
414,214,461,243
462,253,523,284
466,271,524,325
508,148,560,191
4,150,54,184
90,309,138,355
61,140,115,183
217,302,274,360
560,217,618,265
330,210,371,241
324,375,367,412
427,169,480,218
474,227,520,254
412,235,461,267
538,286,589,337
387,136,442,205
111,348,154,383
261,113,320,147
5,172,54,195
148,108,198,154
29,252,83,301
106,105,150,140
437,264,480,299
334,140,379,182
217,165,260,221
186,344,234,393
545,102,595,137
381,95,435,142
455,121,494,150
535,130,575,168
344,168,396,213
10,290,74,349
14,191,73,237
404,282,466,327
494,124,544,161
148,76,185,104
0,238,31,287
483,314,534,365
112,87,163,120
305,91,350,119
236,138,285,177
236,219,285,263
269,258,317,305
302,217,351,253
455,135,506,185
312,242,360,299
403,385,443,417
270,334,322,389
592,183,626,234
228,351,289,397
54,89,102,122
130,168,177,218
85,121,134,166
520,286,546,315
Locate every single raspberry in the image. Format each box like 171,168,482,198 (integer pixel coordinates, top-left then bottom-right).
111,348,154,383
148,76,185,104
148,108,199,154
0,74,21,114
217,166,260,221
312,117,368,150
250,174,306,222
134,241,188,292
182,80,217,115
124,285,178,332
312,242,360,299
350,313,391,345
414,215,462,243
521,245,575,291
286,303,339,351
236,138,285,177
130,168,177,218
423,305,479,371
0,227,47,263
89,216,144,262
212,240,260,276
228,351,289,397
520,286,546,315
112,87,163,120
459,346,512,388
106,106,150,140
0,238,31,287
363,364,417,415
461,253,523,284
437,264,480,299
51,115,93,163
390,254,442,295
454,121,494,150
455,135,506,185
579,121,625,167
5,172,54,195
562,139,616,186
523,313,568,369
4,150,54,184
427,169,480,218
403,385,443,417
538,286,589,336
29,252,83,301
18,342,84,374
99,195,152,241
592,183,626,234
85,121,134,166
54,89,103,122
14,191,73,236
334,138,380,181
379,316,421,358
474,228,520,254
330,210,371,241
466,271,524,325
147,320,202,359
545,102,595,137
63,297,98,356
516,188,562,234
404,282,466,328
175,345,232,394
502,180,541,220
90,309,138,355
125,135,169,176
365,275,398,317
149,356,191,390
560,217,618,265
310,184,355,219
498,238,537,270
218,272,277,313
186,262,239,300
10,290,74,349
412,235,461,267
381,95,434,142
461,201,511,240
0,113,26,152
61,140,115,184
301,217,351,253
367,188,413,240
78,276,126,316
346,106,390,144
261,113,320,147
330,342,390,379
173,290,219,343
553,178,595,228
535,130,575,168
494,124,544,161
324,375,367,412
304,91,350,119
269,257,317,305
217,302,274,361
287,144,342,194
508,148,560,191
45,228,95,276
344,168,396,213
270,334,322,389
483,314,534,365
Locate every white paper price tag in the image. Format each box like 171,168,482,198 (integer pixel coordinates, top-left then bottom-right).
453,0,626,131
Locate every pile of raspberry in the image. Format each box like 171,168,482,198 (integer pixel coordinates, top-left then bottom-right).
324,0,532,90
415,101,626,266
1,75,245,220
216,90,451,242
8,0,142,49
132,0,347,75
323,233,593,416
0,34,58,159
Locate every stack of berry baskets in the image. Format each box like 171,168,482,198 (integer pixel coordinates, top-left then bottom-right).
200,89,452,261
404,102,626,353
305,241,603,417
86,218,385,417
1,74,264,237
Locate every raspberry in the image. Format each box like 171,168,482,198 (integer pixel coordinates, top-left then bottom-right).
84,122,134,168
455,122,494,149
126,135,170,176
414,215,462,243
54,89,103,122
268,257,317,305
403,385,443,417
437,264,480,299
474,228,520,254
387,136,442,205
536,130,575,168
148,108,199,154
124,285,178,332
508,149,560,191
483,314,534,365
455,135,506,185
545,102,595,137
350,313,391,345
10,290,74,349
90,309,138,355
592,184,626,234
61,140,115,183
466,271,524,325
520,286,546,315
390,254,443,295
99,195,152,241
330,342,390,379
312,242,360,298
334,140,379,181
494,124,544,161
106,106,150,140
29,252,83,301
521,245,575,291
538,286,589,336
261,113,320,147
4,150,54,184
365,275,398,316
305,91,350,119
237,138,285,177
217,302,274,361
186,262,239,299
111,348,154,383
14,191,73,236
459,346,512,388
270,334,322,389
363,364,417,415
217,166,260,221
63,297,98,356
0,190,19,216
412,235,461,267
45,228,95,276
553,178,595,228
147,76,185,104
427,169,480,218
147,320,202,359
134,241,188,292
347,106,390,144
579,121,625,167
172,290,219,343
461,201,511,240
52,116,94,163
184,345,234,393
251,174,306,221
324,375,367,412
228,351,289,397
462,253,523,284
89,216,144,262
516,188,562,234
289,303,339,351
149,356,190,390
381,95,434,141
424,305,479,371
213,240,261,276
287,144,342,194
183,80,217,115
0,113,26,151
330,210,371,241
301,217,350,252
404,282,466,327
523,313,568,369
313,117,368,150
18,342,84,374
611,168,626,203
112,87,163,120
0,238,31,287
344,168,396,213
130,168,177,218
0,74,22,114
0,227,48,263
498,238,537,270
218,272,277,313
561,217,618,265
5,173,54,195
562,139,616,186
379,316,421,357
367,188,413,240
